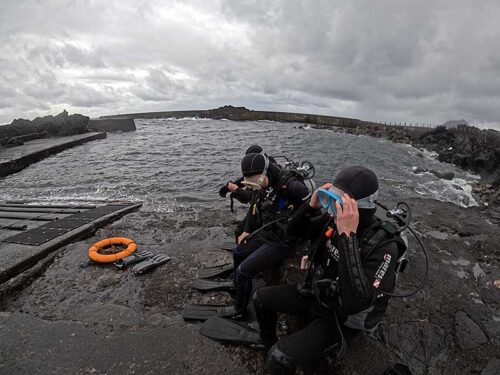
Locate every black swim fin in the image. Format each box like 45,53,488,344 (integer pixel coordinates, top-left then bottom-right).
200,316,264,350
182,304,238,321
192,278,234,292
220,241,235,252
114,250,154,269
198,263,234,279
132,254,171,275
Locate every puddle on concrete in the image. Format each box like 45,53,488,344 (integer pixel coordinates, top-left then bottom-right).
452,258,471,267
427,230,449,240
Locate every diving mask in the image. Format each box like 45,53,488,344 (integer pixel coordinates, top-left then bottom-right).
241,179,263,190
317,185,378,216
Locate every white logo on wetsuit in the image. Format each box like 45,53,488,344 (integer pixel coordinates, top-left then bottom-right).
373,254,392,288
326,239,339,263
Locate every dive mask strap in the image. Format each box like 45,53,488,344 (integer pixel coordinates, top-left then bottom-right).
256,154,269,187
356,190,378,209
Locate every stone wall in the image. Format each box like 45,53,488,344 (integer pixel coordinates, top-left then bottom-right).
87,118,136,132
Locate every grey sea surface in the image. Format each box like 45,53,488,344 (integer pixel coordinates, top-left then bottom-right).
0,118,479,210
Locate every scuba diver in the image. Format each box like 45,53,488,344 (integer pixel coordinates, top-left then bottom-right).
228,151,310,317
218,144,277,241
218,145,277,207
252,166,408,374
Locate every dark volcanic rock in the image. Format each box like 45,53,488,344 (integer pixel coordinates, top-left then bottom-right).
429,169,455,180
381,322,444,374
0,110,89,144
413,167,428,174
482,357,500,375
455,311,488,350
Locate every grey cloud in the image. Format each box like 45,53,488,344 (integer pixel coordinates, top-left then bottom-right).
0,0,499,129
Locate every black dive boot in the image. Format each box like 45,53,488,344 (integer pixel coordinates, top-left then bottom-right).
267,345,297,375
253,293,278,349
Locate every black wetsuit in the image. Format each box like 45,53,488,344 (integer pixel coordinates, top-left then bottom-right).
254,204,401,373
233,175,309,313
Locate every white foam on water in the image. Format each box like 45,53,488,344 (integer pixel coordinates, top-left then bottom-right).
414,176,478,207
406,144,439,160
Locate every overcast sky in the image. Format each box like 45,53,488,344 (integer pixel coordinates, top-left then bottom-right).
1,0,499,129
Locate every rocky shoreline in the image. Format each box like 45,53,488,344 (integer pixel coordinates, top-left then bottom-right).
0,110,135,150
312,123,500,207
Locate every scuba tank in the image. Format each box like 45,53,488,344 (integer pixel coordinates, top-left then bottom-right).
275,156,317,195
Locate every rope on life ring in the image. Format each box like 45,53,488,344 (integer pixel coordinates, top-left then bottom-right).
88,237,137,263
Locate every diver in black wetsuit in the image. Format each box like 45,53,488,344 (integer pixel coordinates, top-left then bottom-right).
253,166,406,374
218,145,280,240
229,152,310,317
218,145,273,206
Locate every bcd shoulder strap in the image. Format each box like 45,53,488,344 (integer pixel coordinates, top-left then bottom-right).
359,218,408,272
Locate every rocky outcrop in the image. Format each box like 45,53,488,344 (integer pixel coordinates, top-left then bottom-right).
0,110,89,146
417,126,500,178
413,167,455,180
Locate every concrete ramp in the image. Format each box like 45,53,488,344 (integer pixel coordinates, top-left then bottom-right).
0,132,106,177
0,201,142,286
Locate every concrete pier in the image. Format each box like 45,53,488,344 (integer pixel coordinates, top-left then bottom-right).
0,132,106,178
0,202,142,291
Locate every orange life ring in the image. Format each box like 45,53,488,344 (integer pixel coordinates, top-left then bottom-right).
88,237,137,263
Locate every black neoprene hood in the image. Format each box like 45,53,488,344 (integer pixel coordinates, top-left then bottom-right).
333,165,379,200
241,153,266,177
241,153,280,185
245,145,263,155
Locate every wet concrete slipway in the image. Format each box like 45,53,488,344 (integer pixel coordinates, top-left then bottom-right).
0,119,499,374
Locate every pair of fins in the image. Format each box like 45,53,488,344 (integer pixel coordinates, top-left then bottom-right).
80,250,171,273
200,316,263,350
193,254,235,292
182,304,262,349
220,241,235,253
115,250,171,275
193,262,234,292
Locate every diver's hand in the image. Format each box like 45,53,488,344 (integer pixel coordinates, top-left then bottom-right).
300,255,310,270
238,231,250,244
335,194,359,235
310,183,333,208
228,182,238,192
219,184,230,197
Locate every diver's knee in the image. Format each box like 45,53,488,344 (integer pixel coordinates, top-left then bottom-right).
267,344,297,375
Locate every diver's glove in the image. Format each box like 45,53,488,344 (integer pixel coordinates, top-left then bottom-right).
219,184,230,197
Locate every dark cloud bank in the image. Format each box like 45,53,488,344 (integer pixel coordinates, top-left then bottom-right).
0,0,499,129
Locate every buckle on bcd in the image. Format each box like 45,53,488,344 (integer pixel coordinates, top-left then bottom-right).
397,258,408,273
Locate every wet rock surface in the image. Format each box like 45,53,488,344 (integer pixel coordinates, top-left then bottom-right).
1,197,499,374
314,123,500,205
455,311,488,349
0,110,89,146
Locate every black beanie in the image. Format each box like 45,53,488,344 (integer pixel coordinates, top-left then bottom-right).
245,145,263,155
241,153,266,177
333,166,378,200
241,153,281,185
